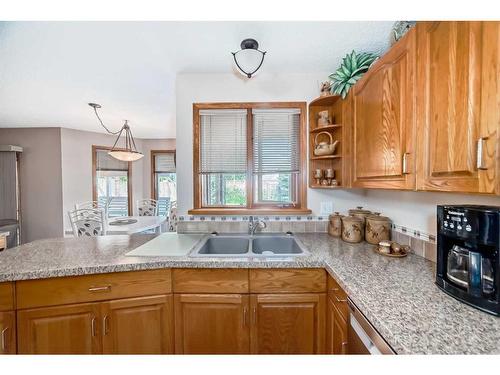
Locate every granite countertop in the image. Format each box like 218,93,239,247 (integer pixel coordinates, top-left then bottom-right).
0,233,498,354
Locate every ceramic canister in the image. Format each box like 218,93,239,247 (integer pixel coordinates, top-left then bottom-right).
365,215,392,245
348,206,372,222
341,215,364,243
328,212,343,238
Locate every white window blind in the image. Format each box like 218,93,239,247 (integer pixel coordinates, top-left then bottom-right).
95,149,128,171
252,108,301,174
154,153,176,173
199,109,247,174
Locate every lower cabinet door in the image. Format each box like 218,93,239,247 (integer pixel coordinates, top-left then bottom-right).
0,311,16,354
102,295,174,354
17,302,101,354
329,298,348,354
250,293,326,354
174,294,250,354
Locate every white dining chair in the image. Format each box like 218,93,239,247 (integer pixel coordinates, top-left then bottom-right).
68,208,107,237
168,201,177,232
136,199,159,216
75,198,112,217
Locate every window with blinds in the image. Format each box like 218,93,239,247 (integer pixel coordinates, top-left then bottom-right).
193,103,306,211
152,151,177,215
199,110,247,207
253,109,300,204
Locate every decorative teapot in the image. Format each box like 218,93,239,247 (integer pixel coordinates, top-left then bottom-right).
314,131,339,156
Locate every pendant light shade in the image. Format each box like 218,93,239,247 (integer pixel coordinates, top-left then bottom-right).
88,103,144,162
232,38,266,78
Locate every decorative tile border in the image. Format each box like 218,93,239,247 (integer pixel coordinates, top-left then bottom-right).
178,215,327,222
391,223,436,244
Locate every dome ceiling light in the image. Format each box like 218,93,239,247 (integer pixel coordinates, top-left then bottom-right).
231,38,266,78
88,103,144,162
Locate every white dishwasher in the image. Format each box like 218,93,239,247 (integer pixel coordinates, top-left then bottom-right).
347,298,395,355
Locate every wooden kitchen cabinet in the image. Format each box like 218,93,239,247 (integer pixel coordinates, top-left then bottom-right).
0,311,16,354
17,302,102,354
416,21,499,194
351,27,416,190
174,293,250,354
326,298,348,355
249,293,325,354
102,295,174,354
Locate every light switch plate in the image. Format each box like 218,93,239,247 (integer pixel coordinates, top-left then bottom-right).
320,201,334,216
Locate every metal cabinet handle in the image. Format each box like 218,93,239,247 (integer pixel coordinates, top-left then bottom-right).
477,137,488,170
334,295,348,303
252,307,257,325
91,317,97,337
103,315,110,335
88,285,111,292
402,152,410,174
243,308,248,327
1,327,8,352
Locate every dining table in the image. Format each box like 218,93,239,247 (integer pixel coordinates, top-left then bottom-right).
105,215,167,235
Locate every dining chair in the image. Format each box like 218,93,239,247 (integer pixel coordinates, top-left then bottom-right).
68,208,107,237
137,199,159,216
168,201,177,232
75,198,111,217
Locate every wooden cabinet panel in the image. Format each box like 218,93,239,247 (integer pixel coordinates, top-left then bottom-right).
250,293,325,354
351,28,416,189
0,311,16,354
0,282,14,312
249,268,326,293
102,295,174,354
416,21,498,194
16,269,172,309
174,294,250,354
327,275,348,321
173,269,249,294
331,301,348,354
17,303,101,354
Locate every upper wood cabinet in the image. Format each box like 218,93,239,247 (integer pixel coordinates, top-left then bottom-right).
351,27,416,190
415,21,499,194
174,293,250,354
102,295,174,354
249,293,325,354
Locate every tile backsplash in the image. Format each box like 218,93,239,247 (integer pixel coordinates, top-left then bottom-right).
177,215,437,263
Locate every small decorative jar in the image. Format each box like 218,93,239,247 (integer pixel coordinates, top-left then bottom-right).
341,215,364,243
365,215,392,245
348,206,372,222
328,212,343,238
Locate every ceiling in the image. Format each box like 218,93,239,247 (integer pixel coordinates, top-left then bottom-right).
0,21,394,138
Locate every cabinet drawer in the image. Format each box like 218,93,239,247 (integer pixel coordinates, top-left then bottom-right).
0,282,14,311
173,269,249,293
16,269,172,309
250,269,326,293
328,275,348,321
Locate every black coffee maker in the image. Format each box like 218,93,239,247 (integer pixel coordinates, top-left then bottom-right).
436,205,500,316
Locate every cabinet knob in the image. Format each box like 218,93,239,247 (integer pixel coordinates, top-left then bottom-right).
402,152,411,174
103,315,110,335
91,317,97,337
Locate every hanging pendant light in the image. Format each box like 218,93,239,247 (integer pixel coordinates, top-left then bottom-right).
88,103,144,162
231,38,266,78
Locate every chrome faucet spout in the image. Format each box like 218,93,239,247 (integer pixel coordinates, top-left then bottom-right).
249,218,266,235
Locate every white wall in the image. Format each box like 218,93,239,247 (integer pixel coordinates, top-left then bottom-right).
0,127,64,242
176,72,500,235
60,128,175,231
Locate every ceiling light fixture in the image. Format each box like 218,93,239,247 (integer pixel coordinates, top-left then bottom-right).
88,103,144,162
231,38,266,78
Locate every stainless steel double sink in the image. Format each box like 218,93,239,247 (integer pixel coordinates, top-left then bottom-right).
189,233,309,258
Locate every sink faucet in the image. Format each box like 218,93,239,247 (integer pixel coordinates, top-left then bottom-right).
248,216,267,235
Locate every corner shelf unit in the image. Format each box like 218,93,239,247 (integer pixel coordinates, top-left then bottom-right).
308,94,349,189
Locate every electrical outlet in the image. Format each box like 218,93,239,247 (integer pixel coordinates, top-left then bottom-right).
320,201,334,216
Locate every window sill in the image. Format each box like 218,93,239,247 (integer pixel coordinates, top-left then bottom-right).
187,208,312,216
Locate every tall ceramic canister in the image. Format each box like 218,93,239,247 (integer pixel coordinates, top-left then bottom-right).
328,212,343,237
348,206,372,221
341,215,364,243
365,215,392,245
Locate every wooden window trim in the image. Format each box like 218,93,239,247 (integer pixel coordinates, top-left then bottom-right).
150,149,176,200
190,102,310,215
92,145,133,215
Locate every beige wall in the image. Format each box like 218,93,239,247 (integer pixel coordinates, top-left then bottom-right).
0,127,64,242
60,128,175,231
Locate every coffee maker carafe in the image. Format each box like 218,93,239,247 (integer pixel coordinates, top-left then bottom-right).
436,205,500,316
